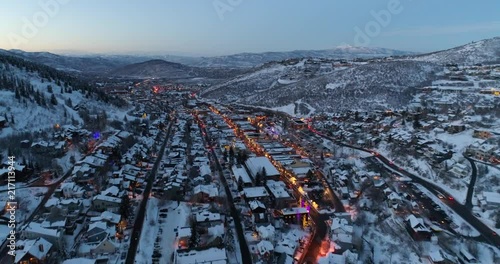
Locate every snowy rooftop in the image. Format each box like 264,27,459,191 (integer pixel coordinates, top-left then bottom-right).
281,207,308,215
195,210,222,223
24,222,60,238
193,184,219,197
92,194,121,204
483,191,500,204
245,157,280,177
249,200,266,211
266,180,291,199
175,247,227,264
15,238,53,263
231,165,252,184
243,186,270,199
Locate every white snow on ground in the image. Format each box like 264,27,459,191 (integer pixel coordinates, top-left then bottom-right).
434,129,478,154
325,82,345,90
0,187,47,245
415,184,480,237
0,64,133,138
473,164,500,234
377,143,469,204
55,148,82,175
136,197,159,264
0,224,10,246
158,201,191,264
272,103,296,116
277,78,298,85
1,187,47,225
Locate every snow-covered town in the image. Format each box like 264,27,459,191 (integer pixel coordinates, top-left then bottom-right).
1,3,500,263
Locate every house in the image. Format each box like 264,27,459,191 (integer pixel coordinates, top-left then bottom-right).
86,221,108,243
459,248,478,264
92,194,121,212
450,163,470,178
477,191,500,210
249,200,268,224
192,183,219,203
242,186,270,205
327,217,356,254
256,240,274,261
405,214,432,241
77,235,119,257
473,130,493,139
466,142,498,162
265,180,295,209
175,247,228,264
231,165,253,187
280,207,309,225
89,236,119,255
15,238,56,264
291,119,308,129
194,210,222,227
245,157,280,182
176,227,192,249
21,223,64,250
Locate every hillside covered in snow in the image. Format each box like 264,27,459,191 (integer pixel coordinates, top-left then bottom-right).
0,55,130,138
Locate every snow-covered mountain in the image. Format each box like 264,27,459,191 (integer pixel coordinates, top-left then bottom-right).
1,46,415,73
410,37,500,65
200,37,500,114
189,46,415,68
2,49,146,74
201,59,439,114
107,59,250,80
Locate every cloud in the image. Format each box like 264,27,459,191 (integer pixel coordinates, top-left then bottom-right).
382,22,500,37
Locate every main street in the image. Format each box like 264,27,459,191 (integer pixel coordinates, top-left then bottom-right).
125,118,174,264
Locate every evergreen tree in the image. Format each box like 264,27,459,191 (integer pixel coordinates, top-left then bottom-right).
261,167,267,185
413,114,421,129
65,98,72,107
15,88,20,100
47,85,53,93
50,94,58,105
10,115,14,124
119,194,131,219
189,220,198,248
255,172,262,186
306,170,314,181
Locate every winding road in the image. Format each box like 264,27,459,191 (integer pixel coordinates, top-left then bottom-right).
310,128,500,248
464,156,478,209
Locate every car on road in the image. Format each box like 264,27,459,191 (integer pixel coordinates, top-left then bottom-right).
437,193,444,199
473,212,481,218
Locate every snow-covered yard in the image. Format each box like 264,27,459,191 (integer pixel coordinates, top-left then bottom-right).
1,187,47,225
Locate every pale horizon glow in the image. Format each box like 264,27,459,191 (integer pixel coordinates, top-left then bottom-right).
1,0,499,57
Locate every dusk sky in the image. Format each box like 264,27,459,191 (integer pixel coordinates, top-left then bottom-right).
1,0,500,56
